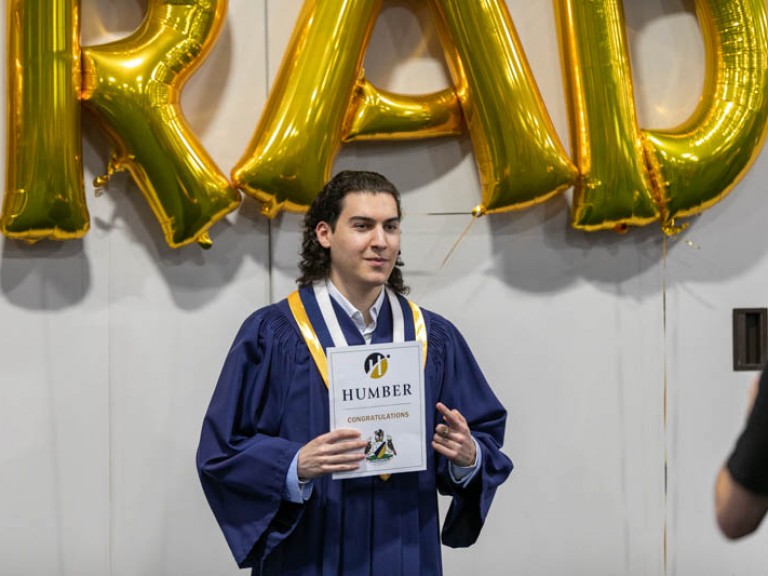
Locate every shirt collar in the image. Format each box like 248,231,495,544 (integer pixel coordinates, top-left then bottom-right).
326,279,385,339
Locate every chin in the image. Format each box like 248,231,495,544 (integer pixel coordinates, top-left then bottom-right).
363,273,390,287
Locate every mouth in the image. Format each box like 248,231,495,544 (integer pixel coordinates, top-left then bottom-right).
365,257,389,266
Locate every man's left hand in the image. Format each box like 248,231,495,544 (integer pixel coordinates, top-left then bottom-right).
432,402,477,467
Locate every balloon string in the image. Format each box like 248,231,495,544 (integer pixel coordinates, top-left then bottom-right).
421,212,473,216
660,232,697,574
402,211,475,269
405,212,474,301
661,235,669,576
439,215,476,271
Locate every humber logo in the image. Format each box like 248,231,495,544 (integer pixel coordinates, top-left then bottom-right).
364,352,389,379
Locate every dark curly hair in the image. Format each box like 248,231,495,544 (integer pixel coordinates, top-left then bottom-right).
297,170,409,295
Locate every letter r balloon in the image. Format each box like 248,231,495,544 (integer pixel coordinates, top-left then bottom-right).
2,0,241,248
81,0,241,248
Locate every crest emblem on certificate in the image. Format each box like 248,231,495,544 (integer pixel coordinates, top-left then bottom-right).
365,429,397,462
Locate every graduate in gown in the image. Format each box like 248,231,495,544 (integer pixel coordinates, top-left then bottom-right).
197,171,513,575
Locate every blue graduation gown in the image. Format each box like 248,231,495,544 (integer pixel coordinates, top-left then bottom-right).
197,287,513,575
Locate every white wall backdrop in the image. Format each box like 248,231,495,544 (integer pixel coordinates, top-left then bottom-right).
1,1,767,574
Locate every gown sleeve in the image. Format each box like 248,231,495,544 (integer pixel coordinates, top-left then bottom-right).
196,307,307,568
426,313,514,548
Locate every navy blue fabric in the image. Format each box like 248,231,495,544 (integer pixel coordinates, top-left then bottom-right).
197,287,513,575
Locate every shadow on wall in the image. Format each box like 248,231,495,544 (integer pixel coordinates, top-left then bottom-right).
0,178,272,313
482,149,768,297
0,111,271,313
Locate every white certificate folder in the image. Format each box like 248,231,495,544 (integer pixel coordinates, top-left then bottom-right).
328,340,426,480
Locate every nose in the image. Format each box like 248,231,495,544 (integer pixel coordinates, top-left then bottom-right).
371,225,387,247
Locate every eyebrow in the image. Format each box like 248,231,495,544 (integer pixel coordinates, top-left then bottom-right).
347,216,401,224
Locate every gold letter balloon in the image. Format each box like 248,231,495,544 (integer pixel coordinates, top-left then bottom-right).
233,0,386,217
558,0,768,233
556,0,659,231
233,0,577,218
81,0,240,248
644,0,768,233
2,0,88,241
429,0,577,216
3,0,768,245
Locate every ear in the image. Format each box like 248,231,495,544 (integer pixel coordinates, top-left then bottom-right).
315,221,332,248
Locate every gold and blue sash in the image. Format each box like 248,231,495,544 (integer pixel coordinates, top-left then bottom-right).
287,283,427,389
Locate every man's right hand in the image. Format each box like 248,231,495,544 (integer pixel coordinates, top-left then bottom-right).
297,429,367,480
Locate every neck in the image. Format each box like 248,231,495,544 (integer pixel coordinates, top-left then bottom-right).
328,275,383,324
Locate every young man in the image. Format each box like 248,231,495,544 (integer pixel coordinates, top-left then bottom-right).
197,171,513,575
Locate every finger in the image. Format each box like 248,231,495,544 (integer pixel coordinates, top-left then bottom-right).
314,430,362,450
433,431,462,451
308,452,364,475
434,430,473,453
432,440,460,462
433,438,475,467
324,452,366,465
431,440,453,457
435,423,451,439
436,403,458,430
330,461,364,473
433,433,449,447
435,402,452,419
436,403,466,429
326,428,363,442
325,440,368,455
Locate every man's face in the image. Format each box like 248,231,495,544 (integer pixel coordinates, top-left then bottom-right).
315,191,401,296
